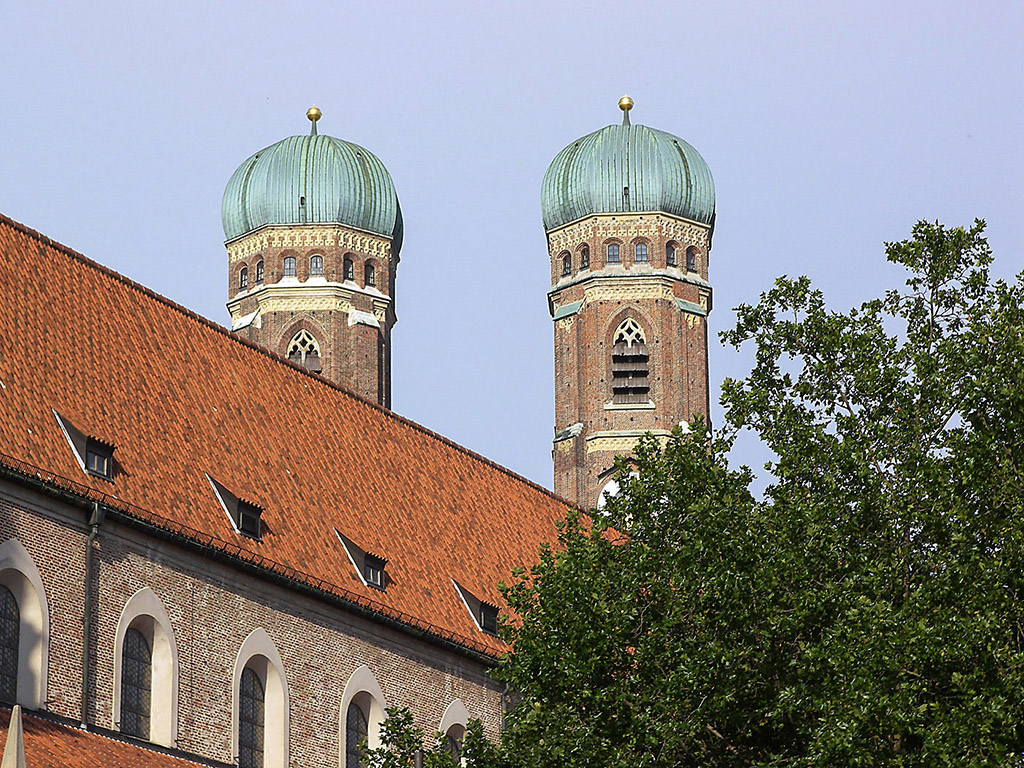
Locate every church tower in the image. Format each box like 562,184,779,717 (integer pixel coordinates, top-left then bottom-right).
541,97,716,508
221,107,402,407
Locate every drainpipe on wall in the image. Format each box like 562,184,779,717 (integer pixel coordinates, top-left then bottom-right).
81,501,104,729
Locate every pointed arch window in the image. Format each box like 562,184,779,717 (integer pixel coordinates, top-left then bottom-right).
239,667,265,768
0,585,18,703
666,244,677,267
239,266,249,290
255,261,265,283
283,257,296,277
560,252,572,277
634,242,648,262
344,256,355,282
287,330,321,374
346,701,368,768
120,627,152,739
580,245,590,269
686,246,698,272
364,263,375,288
611,318,650,404
606,243,620,263
310,255,323,276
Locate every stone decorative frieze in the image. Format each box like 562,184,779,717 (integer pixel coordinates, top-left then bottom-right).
227,224,392,261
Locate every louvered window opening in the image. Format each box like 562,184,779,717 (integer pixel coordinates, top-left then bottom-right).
120,627,152,739
346,702,368,768
0,585,18,703
239,667,265,768
612,319,650,404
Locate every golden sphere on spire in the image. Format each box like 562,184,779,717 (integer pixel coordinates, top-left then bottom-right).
306,105,322,122
618,95,634,112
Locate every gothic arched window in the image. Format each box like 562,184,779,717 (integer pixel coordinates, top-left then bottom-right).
346,701,369,768
666,244,677,267
0,585,19,703
287,330,321,374
283,257,296,277
580,245,590,269
606,243,620,263
239,266,249,290
364,263,375,288
310,255,324,276
686,246,698,272
634,242,648,262
239,667,265,768
255,260,265,283
611,318,650,404
561,252,572,276
344,257,355,282
120,627,152,739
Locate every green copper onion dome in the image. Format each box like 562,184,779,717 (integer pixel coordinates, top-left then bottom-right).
222,107,403,253
541,97,715,232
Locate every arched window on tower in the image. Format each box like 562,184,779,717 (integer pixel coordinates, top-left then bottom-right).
0,585,19,703
283,257,296,277
238,667,265,768
344,257,354,282
120,627,152,739
561,252,572,277
580,245,590,269
239,266,249,290
287,330,321,374
611,318,650,404
606,243,620,263
255,261,264,283
634,242,648,262
346,701,369,768
310,255,323,276
364,263,375,288
686,246,698,273
666,244,677,267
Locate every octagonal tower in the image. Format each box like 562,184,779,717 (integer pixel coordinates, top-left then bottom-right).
222,107,402,407
542,97,715,507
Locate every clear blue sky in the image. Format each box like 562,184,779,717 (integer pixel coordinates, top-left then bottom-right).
2,1,1021,490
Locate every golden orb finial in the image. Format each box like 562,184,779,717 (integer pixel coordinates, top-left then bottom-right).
307,105,322,122
618,95,634,112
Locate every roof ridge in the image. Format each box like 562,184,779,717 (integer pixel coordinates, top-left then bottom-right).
0,211,575,511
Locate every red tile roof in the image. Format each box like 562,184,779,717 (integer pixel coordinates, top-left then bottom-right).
0,707,221,768
0,212,572,656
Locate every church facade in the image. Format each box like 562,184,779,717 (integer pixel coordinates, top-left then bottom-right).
0,98,713,766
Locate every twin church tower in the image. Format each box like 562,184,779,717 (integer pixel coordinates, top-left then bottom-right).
222,99,714,508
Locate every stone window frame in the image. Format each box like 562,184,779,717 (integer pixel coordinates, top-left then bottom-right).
339,665,387,768
439,699,470,763
111,587,180,747
0,539,49,710
232,628,289,768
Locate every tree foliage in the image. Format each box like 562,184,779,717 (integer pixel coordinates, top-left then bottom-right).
372,221,1024,767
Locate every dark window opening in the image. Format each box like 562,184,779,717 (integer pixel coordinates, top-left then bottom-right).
479,604,499,635
310,255,324,276
634,242,648,262
85,440,114,480
344,257,354,281
255,261,264,283
364,555,385,589
580,246,590,269
666,244,677,267
239,266,249,290
283,257,296,277
446,732,462,763
287,329,321,374
364,263,375,288
239,667,265,768
237,501,262,539
686,246,698,272
0,585,19,703
346,702,368,768
120,627,152,739
606,244,620,263
611,318,650,404
561,253,571,276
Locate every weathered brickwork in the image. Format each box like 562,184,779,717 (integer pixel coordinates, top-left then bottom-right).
226,224,398,408
0,480,503,767
547,213,713,507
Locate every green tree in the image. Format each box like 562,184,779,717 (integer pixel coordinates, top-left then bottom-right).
374,221,1024,767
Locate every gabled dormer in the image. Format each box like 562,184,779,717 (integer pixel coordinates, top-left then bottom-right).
207,475,263,540
334,529,387,591
53,409,116,481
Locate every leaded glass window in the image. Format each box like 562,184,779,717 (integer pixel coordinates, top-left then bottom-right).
120,627,152,738
239,667,265,768
283,257,296,277
634,242,648,262
310,255,324,275
346,701,368,768
0,585,18,703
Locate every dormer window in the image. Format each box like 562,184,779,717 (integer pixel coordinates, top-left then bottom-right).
364,555,385,588
479,603,499,635
206,475,263,541
335,529,387,591
237,501,261,539
255,260,264,283
452,580,500,636
85,441,113,480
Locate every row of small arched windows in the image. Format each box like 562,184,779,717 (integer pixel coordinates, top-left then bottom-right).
239,256,377,290
560,243,700,276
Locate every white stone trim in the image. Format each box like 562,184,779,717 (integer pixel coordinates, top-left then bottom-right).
438,698,470,738
232,628,289,768
52,409,86,472
111,587,179,746
0,539,49,709
347,309,380,329
339,664,388,765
